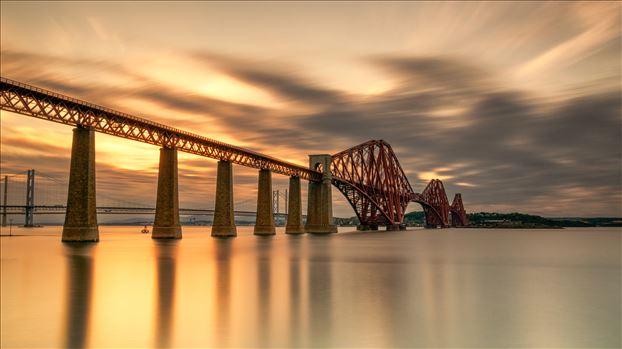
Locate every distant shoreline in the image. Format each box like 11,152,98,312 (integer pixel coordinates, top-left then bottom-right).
2,212,620,230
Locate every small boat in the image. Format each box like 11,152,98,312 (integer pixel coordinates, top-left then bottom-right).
141,225,150,234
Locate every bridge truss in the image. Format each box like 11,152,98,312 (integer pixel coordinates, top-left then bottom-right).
330,140,465,228
1,77,468,229
450,193,469,226
0,78,321,181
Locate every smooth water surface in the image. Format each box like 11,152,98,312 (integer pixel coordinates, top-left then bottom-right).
1,226,620,348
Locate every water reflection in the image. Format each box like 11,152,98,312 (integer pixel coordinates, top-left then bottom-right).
256,237,273,347
2,227,618,348
287,235,305,347
307,235,333,347
153,240,178,348
63,243,96,349
213,239,232,347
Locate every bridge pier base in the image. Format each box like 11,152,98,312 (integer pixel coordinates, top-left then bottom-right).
305,155,337,234
212,160,237,237
153,147,182,239
285,176,304,234
254,169,275,235
62,127,99,242
386,224,401,231
357,224,378,231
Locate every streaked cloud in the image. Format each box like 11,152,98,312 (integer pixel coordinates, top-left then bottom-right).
1,1,620,217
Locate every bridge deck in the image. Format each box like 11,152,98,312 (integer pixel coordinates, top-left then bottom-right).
0,77,321,181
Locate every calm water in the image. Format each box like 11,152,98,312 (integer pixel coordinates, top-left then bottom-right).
1,226,620,348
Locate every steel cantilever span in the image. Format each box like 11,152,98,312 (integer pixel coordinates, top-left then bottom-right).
330,140,461,228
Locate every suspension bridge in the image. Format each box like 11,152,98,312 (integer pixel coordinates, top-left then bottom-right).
0,170,291,224
0,77,468,242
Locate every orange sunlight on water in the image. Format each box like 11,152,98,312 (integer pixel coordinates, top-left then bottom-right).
1,226,620,348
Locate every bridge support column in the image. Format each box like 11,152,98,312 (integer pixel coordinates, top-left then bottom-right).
254,169,276,235
62,127,99,242
285,176,304,234
357,224,378,231
24,169,35,227
305,155,337,234
212,160,236,237
153,147,182,239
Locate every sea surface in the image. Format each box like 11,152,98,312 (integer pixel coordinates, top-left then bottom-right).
1,226,620,348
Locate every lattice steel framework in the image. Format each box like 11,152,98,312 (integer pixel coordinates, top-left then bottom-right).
420,179,450,227
1,78,468,227
0,77,321,181
450,193,469,227
330,140,458,227
331,140,415,226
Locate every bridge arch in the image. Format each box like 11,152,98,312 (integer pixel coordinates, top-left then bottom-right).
330,140,413,226
410,198,446,228
331,177,446,228
329,140,457,228
331,177,394,226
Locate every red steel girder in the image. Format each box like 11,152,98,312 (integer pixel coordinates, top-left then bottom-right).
420,179,450,228
0,77,321,182
329,140,462,228
330,140,414,226
450,193,469,226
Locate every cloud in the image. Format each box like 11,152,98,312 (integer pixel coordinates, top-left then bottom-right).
1,49,620,217
374,55,491,93
237,54,622,216
515,2,621,78
193,52,346,106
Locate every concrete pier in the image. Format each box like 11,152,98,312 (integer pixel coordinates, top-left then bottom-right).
305,155,337,234
153,147,182,239
212,160,237,237
285,176,305,234
357,224,378,231
254,169,276,235
386,224,401,231
62,127,99,242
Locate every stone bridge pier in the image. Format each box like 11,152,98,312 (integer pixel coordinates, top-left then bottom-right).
254,169,276,235
152,146,182,239
285,176,304,234
212,160,237,237
305,155,337,234
62,126,99,242
58,135,336,242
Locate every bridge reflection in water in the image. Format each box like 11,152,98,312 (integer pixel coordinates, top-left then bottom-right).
153,241,177,348
49,228,397,347
63,244,95,349
1,226,619,348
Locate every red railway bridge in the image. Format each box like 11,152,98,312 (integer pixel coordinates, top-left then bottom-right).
0,77,468,242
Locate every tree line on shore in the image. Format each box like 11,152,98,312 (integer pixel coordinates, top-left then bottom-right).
400,211,622,228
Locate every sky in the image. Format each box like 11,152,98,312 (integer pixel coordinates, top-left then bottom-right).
1,1,621,218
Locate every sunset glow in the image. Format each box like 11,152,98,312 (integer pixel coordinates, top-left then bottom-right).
1,1,620,217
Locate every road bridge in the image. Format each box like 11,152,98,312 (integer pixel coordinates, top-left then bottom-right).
0,205,290,218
